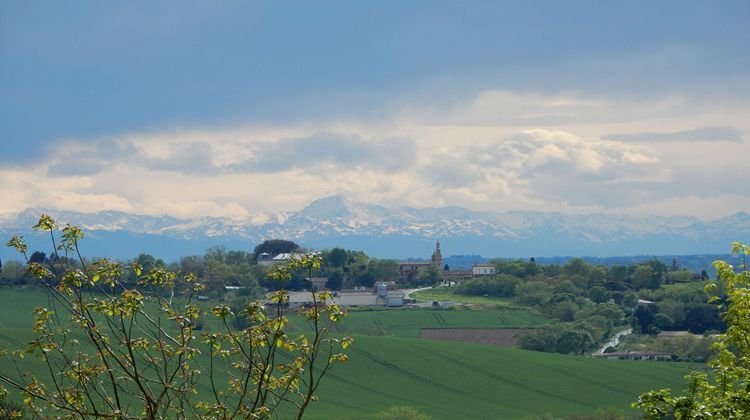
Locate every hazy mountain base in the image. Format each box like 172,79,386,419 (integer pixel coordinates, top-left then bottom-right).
0,228,743,274
2,196,748,260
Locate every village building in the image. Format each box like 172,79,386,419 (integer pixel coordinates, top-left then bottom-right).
398,261,433,282
472,263,496,276
398,240,443,282
443,269,473,284
256,252,274,266
431,240,443,269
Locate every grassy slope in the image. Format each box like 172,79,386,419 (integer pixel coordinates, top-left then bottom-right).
304,335,698,419
315,307,549,338
0,288,697,419
412,288,519,305
662,281,710,293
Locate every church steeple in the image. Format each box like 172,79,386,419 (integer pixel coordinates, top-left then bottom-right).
431,240,443,269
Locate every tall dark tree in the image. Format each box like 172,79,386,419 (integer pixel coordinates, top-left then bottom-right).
556,329,594,355
29,251,47,264
325,270,343,290
134,253,164,272
326,247,348,268
634,305,655,333
562,258,590,277
643,259,667,287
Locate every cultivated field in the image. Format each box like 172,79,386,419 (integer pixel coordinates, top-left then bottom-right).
322,306,548,338
420,328,522,347
0,287,700,419
304,335,699,419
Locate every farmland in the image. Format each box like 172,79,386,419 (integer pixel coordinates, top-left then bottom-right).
320,306,548,338
0,287,700,418
411,287,517,306
304,336,697,419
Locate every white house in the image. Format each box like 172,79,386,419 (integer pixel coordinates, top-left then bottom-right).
472,263,496,277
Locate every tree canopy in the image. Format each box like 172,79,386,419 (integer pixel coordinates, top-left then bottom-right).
1,215,350,419
634,243,750,418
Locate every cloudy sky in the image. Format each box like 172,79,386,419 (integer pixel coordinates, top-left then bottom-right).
1,1,748,220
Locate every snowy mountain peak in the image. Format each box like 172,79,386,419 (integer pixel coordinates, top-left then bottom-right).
2,198,749,260
300,195,356,218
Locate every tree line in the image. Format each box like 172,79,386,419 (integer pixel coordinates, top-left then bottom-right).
0,241,411,294
452,257,720,356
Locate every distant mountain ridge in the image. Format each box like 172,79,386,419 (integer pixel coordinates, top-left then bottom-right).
1,195,748,261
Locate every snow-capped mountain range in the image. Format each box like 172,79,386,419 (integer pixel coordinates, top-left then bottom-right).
1,196,748,261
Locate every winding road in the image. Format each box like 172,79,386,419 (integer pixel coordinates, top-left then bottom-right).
595,328,632,355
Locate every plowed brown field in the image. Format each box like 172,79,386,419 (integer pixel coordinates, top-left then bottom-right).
420,328,528,347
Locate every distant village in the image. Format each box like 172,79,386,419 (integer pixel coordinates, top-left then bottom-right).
254,240,496,309
241,239,721,364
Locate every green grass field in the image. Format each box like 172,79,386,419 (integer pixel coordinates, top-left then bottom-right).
662,280,710,293
0,287,700,419
323,307,548,338
411,287,518,306
303,335,699,419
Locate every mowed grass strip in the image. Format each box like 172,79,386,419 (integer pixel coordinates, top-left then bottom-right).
412,287,521,305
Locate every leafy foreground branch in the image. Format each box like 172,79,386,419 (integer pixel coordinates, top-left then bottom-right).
634,242,750,418
1,215,350,419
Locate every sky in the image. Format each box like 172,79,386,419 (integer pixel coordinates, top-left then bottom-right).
1,1,749,220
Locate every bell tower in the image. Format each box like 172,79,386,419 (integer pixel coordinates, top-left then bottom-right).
431,240,443,269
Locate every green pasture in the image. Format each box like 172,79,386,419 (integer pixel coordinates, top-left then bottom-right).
0,287,700,419
411,287,517,306
320,307,548,338
662,280,710,293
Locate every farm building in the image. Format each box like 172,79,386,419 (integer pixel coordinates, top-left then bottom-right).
386,291,405,307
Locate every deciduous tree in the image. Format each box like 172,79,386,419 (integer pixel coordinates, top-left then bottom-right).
634,245,750,418
1,215,349,419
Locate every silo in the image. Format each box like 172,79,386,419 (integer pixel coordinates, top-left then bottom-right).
376,282,388,298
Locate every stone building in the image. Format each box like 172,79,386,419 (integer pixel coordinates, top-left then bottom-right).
398,240,443,282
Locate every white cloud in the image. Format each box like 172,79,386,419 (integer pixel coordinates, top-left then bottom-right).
2,89,748,219
606,126,743,143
